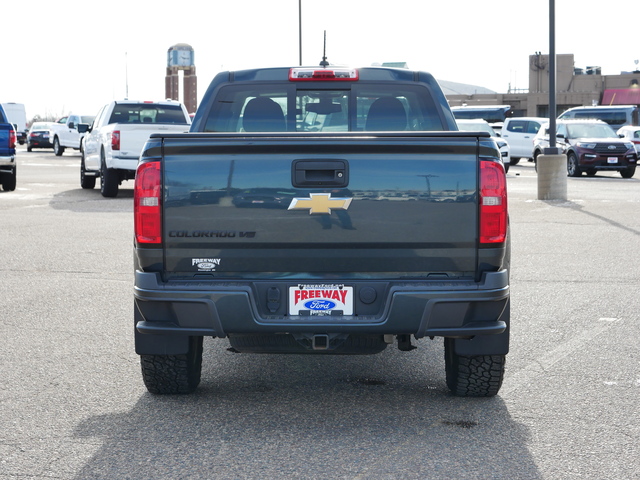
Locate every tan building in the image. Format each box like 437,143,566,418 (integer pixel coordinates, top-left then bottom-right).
445,53,640,117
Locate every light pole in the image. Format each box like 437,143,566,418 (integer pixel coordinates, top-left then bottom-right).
537,0,567,200
545,0,560,155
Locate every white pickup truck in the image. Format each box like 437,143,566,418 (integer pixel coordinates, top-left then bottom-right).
80,100,191,197
50,114,96,156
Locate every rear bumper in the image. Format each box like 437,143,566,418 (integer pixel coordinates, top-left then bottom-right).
0,154,15,168
134,270,509,340
110,155,139,171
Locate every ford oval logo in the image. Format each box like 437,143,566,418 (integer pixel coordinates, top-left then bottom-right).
197,262,216,269
608,145,616,150
304,300,336,310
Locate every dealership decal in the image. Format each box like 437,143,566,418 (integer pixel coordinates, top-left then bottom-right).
192,258,221,271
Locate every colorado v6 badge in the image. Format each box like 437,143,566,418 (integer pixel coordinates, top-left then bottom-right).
288,193,352,214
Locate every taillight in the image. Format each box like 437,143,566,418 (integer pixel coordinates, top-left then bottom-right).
110,130,121,151
134,161,162,244
9,129,16,149
479,160,508,244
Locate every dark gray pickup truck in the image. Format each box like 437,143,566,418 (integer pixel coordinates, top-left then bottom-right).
133,66,510,396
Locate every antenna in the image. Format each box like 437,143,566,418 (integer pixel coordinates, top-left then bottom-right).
125,52,129,100
320,31,329,67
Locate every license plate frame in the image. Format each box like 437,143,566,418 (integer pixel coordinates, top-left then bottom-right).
607,157,619,164
289,284,354,316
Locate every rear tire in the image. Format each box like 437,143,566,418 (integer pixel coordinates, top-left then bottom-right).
1,166,16,191
80,156,96,189
444,338,505,397
140,336,203,394
509,157,520,166
53,137,65,156
100,152,119,197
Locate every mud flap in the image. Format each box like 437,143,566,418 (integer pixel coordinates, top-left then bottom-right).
454,300,510,356
134,305,190,355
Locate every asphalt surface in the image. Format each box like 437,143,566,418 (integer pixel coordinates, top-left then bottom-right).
1,147,638,479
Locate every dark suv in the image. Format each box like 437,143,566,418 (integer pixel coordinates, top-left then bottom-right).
533,119,637,178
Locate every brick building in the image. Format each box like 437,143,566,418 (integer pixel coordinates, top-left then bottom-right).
445,53,640,117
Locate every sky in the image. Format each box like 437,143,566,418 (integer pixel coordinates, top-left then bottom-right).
2,0,639,121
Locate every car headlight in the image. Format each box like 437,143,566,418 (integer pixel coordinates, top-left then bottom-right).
576,142,596,149
623,142,634,150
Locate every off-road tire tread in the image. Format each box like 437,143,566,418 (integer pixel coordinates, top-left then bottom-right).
140,337,203,394
445,340,505,397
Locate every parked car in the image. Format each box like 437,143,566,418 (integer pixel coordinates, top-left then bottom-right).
50,114,95,156
532,119,637,178
501,117,547,164
456,118,510,172
558,105,639,131
450,105,512,126
26,122,55,151
617,125,640,154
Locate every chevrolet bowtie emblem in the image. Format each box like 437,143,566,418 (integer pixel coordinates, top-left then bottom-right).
288,193,353,214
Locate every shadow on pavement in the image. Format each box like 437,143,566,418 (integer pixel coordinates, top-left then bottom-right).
72,339,541,480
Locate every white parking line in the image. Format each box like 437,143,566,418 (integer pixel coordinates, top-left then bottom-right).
502,319,620,396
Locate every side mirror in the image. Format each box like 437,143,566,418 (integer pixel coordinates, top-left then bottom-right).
77,124,90,133
556,133,565,139
68,122,75,129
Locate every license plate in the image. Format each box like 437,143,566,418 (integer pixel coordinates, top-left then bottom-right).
289,284,353,315
607,157,618,164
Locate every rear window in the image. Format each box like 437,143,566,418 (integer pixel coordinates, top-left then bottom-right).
505,120,527,133
203,84,445,132
506,120,542,134
108,104,188,125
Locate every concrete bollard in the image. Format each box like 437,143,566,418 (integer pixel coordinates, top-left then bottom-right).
537,154,567,200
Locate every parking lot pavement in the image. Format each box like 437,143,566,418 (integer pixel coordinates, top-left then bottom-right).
0,149,639,479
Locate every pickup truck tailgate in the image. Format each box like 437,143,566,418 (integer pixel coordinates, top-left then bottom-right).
160,134,481,277
117,123,190,158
